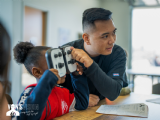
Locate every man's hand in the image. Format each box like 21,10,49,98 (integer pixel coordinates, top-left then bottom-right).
88,94,100,107
70,47,93,68
49,69,66,84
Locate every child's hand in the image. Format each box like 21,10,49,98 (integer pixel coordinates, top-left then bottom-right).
57,75,66,84
76,63,83,75
49,69,66,84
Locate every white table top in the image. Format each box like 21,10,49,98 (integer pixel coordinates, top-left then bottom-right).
126,67,160,76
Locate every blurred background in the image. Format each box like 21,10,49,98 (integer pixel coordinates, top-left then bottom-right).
1,0,160,103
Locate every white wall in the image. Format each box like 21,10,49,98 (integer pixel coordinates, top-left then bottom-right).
0,0,13,36
11,0,24,104
100,0,132,68
23,0,100,48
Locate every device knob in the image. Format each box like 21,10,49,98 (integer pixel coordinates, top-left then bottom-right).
68,59,75,64
58,63,64,68
71,59,76,64
67,50,72,55
54,54,58,58
58,52,62,57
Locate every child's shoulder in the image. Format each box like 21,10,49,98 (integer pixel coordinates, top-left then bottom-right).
23,83,37,95
18,84,37,104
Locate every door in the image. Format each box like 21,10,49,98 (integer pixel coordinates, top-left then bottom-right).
22,6,47,91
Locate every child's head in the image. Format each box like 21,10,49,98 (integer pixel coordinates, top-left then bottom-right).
13,42,51,80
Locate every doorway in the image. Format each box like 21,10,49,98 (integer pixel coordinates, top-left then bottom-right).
22,6,47,91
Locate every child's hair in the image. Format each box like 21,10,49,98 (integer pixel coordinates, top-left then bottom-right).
13,42,51,75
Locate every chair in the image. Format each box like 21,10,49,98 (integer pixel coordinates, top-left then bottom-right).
152,83,160,95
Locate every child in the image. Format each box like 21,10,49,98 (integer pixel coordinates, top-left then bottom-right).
13,42,89,120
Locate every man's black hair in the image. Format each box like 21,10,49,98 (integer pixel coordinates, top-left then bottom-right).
82,8,112,31
13,42,50,75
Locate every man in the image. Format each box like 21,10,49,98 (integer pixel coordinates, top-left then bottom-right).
61,8,128,107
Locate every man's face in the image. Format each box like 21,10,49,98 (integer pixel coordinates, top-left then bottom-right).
88,19,116,55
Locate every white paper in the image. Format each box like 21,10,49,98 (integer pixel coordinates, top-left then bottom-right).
96,103,148,117
146,97,160,104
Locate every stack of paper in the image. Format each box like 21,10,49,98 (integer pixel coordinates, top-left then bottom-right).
146,98,160,104
96,103,148,117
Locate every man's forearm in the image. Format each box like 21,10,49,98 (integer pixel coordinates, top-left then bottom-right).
84,62,123,101
70,74,89,110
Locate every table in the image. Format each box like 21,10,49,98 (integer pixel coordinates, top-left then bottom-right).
54,93,160,120
126,67,160,92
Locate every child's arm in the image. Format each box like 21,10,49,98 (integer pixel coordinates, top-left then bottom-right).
16,70,58,120
70,73,89,110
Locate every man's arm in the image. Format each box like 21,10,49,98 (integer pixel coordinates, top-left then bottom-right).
84,49,126,101
70,74,89,110
84,62,123,101
71,47,127,101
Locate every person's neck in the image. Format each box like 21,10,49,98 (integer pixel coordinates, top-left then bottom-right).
84,42,100,57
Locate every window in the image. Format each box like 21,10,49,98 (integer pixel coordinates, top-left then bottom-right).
132,8,160,69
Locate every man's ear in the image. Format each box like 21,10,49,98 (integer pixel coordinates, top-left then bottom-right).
32,67,43,79
82,33,91,45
